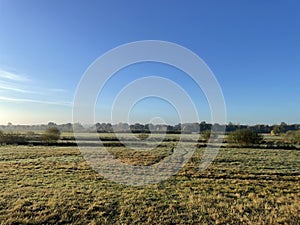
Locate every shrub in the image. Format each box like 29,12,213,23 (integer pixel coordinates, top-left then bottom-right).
283,130,300,144
42,127,61,143
227,129,263,147
0,131,4,144
201,130,211,142
200,130,218,142
0,131,27,145
25,131,41,142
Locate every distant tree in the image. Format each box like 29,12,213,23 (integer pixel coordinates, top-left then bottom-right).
200,121,210,131
105,123,113,132
279,122,288,133
173,123,182,133
42,127,61,143
73,123,85,132
60,123,73,132
226,122,235,132
182,123,199,133
47,122,57,127
254,124,271,133
130,123,145,133
271,126,281,136
227,129,263,147
113,123,130,133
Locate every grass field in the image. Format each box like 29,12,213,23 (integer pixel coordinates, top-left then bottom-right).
0,142,299,224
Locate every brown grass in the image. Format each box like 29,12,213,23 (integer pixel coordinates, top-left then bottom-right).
0,145,299,224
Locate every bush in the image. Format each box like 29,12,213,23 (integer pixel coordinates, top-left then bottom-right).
200,130,211,142
227,129,263,147
283,130,300,144
0,131,27,145
200,130,218,142
0,131,4,144
42,127,61,143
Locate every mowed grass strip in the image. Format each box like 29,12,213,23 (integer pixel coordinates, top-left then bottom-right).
0,145,299,224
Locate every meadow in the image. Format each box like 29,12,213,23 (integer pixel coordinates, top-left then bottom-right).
0,133,299,224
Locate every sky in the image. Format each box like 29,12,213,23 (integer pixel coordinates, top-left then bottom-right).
0,0,299,125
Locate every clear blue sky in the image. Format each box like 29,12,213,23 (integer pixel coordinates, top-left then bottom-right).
0,0,299,125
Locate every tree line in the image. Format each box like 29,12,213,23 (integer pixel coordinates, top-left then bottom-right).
1,121,299,134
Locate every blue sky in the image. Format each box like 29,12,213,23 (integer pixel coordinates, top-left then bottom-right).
0,0,299,125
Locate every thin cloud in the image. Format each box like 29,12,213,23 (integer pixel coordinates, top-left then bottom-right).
48,88,67,93
0,69,30,82
0,83,36,94
0,68,71,107
0,96,72,107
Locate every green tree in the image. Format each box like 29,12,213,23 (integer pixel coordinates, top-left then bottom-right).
42,127,61,143
227,129,263,147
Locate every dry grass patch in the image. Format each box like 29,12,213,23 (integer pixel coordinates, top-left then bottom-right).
0,145,299,224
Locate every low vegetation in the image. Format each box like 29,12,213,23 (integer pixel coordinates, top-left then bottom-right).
200,130,211,142
42,127,61,143
283,130,300,144
0,126,299,150
136,133,150,140
227,129,263,147
0,131,27,145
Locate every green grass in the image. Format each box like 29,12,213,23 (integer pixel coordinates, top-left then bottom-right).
0,145,299,224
